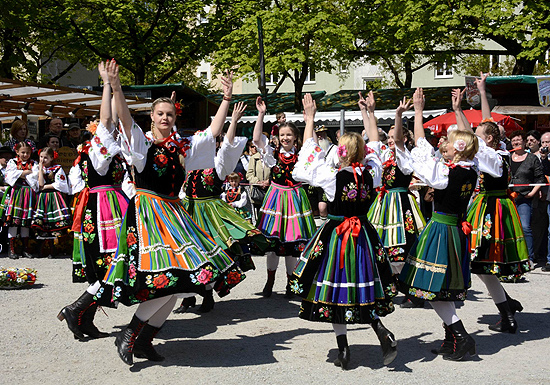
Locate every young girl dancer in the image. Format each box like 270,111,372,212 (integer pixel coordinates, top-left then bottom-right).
365,94,426,308
31,147,71,257
98,61,245,366
291,93,397,370
175,102,267,313
58,61,130,341
396,88,479,361
253,97,317,298
222,172,252,221
0,141,37,259
458,74,529,333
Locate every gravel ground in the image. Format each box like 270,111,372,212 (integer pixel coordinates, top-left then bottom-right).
1,255,549,385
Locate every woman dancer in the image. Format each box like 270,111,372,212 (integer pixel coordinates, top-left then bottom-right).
0,141,37,259
58,61,130,341
174,102,267,313
397,88,480,361
459,74,529,333
253,97,317,298
98,61,245,365
291,93,397,370
366,94,426,308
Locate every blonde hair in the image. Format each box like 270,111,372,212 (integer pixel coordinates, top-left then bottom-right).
338,132,365,167
448,130,478,163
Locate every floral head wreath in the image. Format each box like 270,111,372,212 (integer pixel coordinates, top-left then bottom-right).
86,121,98,135
454,139,467,152
337,144,347,158
174,101,183,116
13,139,36,154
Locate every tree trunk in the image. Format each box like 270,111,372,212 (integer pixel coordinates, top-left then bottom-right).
512,57,536,75
404,60,413,88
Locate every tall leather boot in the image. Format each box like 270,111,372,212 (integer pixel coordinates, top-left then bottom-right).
489,301,517,334
431,323,454,356
443,320,476,361
505,291,523,315
80,302,109,339
173,297,196,314
8,238,18,259
115,315,146,365
262,269,276,297
333,334,350,370
57,291,95,340
133,323,165,361
21,237,33,258
372,319,398,365
198,289,215,313
284,274,294,299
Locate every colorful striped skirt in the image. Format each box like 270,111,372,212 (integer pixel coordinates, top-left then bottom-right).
290,214,396,324
0,185,36,227
258,182,316,256
32,190,71,234
467,191,530,277
72,185,130,284
96,188,245,306
367,187,426,263
398,212,471,301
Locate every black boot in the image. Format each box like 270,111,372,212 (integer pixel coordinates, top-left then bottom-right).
8,238,18,259
115,315,146,365
489,301,517,334
133,323,165,361
198,290,215,313
443,320,476,361
21,237,34,258
400,294,425,308
262,269,276,297
173,297,196,314
505,291,523,315
431,323,454,356
372,319,397,365
333,334,350,370
284,274,294,299
57,291,95,340
80,302,109,339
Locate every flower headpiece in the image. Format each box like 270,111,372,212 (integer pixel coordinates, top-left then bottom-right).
454,139,466,152
337,144,347,158
37,149,58,160
175,102,183,116
86,121,98,135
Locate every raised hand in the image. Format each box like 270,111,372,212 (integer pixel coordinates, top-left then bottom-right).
475,72,489,93
413,88,425,111
221,70,234,99
256,96,266,114
302,93,316,121
366,90,376,114
232,102,247,121
451,88,465,112
358,91,368,111
396,96,412,116
105,59,120,89
171,91,177,103
98,60,109,84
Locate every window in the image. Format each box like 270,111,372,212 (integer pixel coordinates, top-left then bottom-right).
266,73,279,85
305,67,315,84
490,55,500,71
362,77,384,90
200,72,208,81
435,62,453,78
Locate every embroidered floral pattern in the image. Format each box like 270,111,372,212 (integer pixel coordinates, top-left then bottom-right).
126,226,138,252
404,210,415,233
410,287,437,300
201,168,215,191
152,148,169,176
111,158,125,184
95,252,114,268
289,278,304,294
341,182,368,202
190,265,219,285
318,306,333,320
483,214,492,239
311,242,323,259
92,135,111,159
460,182,473,197
344,308,358,322
82,209,96,243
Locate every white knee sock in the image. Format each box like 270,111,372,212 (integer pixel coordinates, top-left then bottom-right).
477,274,506,304
333,323,347,336
431,301,460,325
20,227,29,238
87,281,101,295
134,295,174,323
8,227,17,238
285,255,298,275
266,251,280,271
148,295,178,328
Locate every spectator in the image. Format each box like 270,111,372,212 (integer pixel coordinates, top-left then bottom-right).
246,135,271,222
44,134,61,152
5,119,36,151
40,118,66,148
526,130,541,156
64,123,82,149
500,125,512,150
538,131,550,271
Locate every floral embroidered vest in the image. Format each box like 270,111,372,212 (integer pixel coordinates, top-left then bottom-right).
270,150,298,186
433,166,478,216
185,168,223,198
80,154,126,189
134,143,186,196
478,154,510,193
381,151,412,189
328,168,373,218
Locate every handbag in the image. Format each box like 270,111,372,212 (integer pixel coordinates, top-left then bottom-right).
250,185,267,204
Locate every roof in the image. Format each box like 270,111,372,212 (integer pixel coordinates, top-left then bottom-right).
0,78,153,122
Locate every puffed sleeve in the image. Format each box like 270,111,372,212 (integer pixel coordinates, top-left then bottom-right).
475,137,503,178
5,159,23,186
255,135,277,168
69,164,85,194
183,127,216,172
121,167,135,199
398,137,450,189
371,141,413,175
293,138,338,201
215,136,248,180
232,190,248,208
51,167,70,194
26,163,39,192
365,142,383,188
88,122,123,176
119,120,152,173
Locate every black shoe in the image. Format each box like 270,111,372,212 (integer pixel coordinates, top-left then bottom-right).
333,334,350,370
489,301,517,334
80,302,108,339
262,270,276,297
400,299,424,308
133,324,165,362
284,275,294,299
504,291,523,315
57,291,95,341
22,251,34,259
443,320,476,361
372,319,397,365
198,291,215,313
115,315,146,365
173,297,197,314
542,264,550,272
431,323,454,356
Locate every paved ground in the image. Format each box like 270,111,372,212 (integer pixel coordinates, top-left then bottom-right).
0,255,549,385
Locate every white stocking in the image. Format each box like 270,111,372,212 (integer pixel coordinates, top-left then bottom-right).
333,323,347,336
477,274,506,304
87,281,101,295
266,251,280,271
285,255,298,275
148,295,178,328
430,301,460,325
134,295,175,323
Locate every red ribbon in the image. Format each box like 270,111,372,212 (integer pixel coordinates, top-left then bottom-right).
335,216,362,269
71,187,90,232
73,142,91,167
461,221,473,235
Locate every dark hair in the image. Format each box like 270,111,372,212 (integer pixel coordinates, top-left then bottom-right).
478,121,500,149
46,134,60,145
527,130,541,142
39,147,55,158
510,130,527,141
278,122,302,150
14,141,32,152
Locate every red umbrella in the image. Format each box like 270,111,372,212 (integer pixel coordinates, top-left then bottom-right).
423,109,523,136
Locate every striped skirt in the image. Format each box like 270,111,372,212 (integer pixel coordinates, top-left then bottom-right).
258,182,316,255
367,187,426,263
398,212,471,301
32,190,71,233
0,185,36,227
467,191,530,277
290,214,396,324
96,188,245,306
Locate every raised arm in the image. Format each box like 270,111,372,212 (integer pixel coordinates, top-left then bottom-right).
210,71,234,138
358,91,370,139
106,60,133,140
452,88,473,133
413,88,426,144
98,61,112,129
302,93,317,143
394,97,412,151
226,102,247,144
253,97,266,149
476,72,491,121
365,91,378,142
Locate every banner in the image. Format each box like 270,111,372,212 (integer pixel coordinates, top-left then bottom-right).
536,76,550,107
464,76,480,106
